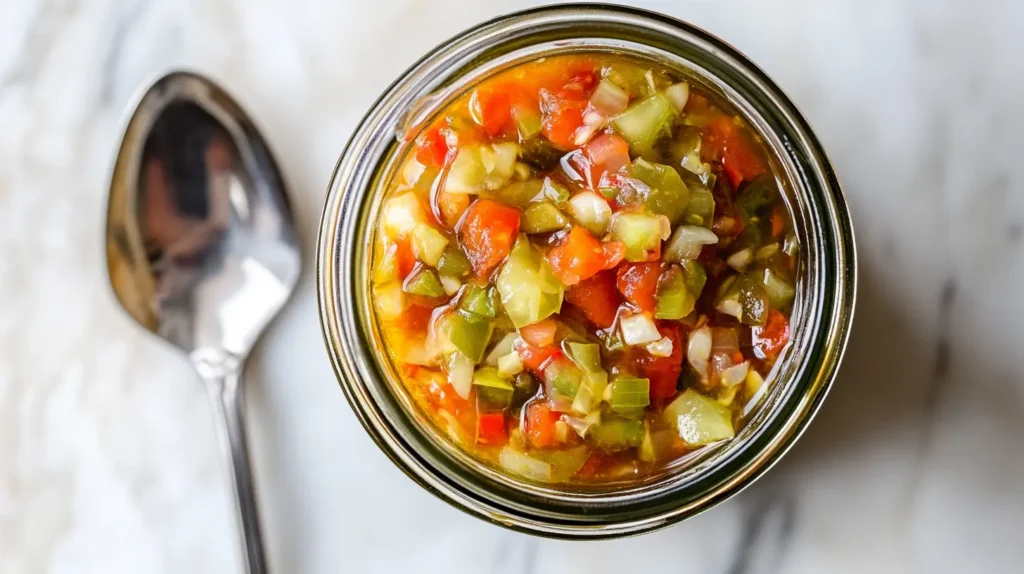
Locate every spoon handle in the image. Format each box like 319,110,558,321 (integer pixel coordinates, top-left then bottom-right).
195,354,268,574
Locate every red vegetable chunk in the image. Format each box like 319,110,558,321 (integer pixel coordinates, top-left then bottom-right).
458,199,521,276
565,269,621,329
616,262,663,313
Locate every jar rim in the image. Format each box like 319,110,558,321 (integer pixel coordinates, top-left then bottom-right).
317,3,857,539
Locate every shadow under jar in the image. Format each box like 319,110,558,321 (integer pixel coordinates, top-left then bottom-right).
317,4,856,539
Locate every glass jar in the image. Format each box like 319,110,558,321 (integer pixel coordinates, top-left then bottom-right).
317,4,856,538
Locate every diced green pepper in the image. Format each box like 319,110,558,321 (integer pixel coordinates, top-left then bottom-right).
459,284,496,319
493,179,543,207
663,389,735,447
716,274,769,326
736,176,778,218
535,445,592,482
611,94,674,154
759,268,796,310
589,417,645,450
512,102,543,140
599,186,619,200
610,212,665,262
402,266,444,298
541,177,569,205
445,143,520,194
473,367,514,411
544,359,583,399
681,260,707,300
628,159,690,225
447,310,494,364
655,266,694,320
436,245,472,277
605,64,656,98
683,185,715,228
522,202,568,234
608,377,651,414
564,342,602,374
411,223,448,267
495,236,564,328
519,138,562,171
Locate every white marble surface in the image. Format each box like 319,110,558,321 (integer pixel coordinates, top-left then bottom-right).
2,0,1023,572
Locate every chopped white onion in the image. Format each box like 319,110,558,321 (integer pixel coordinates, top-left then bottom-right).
374,281,407,320
664,82,690,112
620,313,662,346
497,352,524,377
573,112,608,146
664,225,719,262
716,297,743,321
687,326,712,378
646,337,674,358
567,191,612,235
440,276,462,296
485,333,520,366
499,447,553,482
590,79,630,115
446,352,474,399
726,248,753,271
719,361,750,388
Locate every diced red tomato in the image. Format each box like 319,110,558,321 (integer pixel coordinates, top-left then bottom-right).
617,323,685,401
520,318,558,348
477,412,509,445
565,269,621,329
393,303,434,334
514,339,563,373
471,87,513,137
705,116,765,190
415,123,450,167
540,91,586,150
582,133,631,188
752,309,791,359
616,262,663,313
458,199,520,276
425,377,475,423
390,238,416,280
546,227,624,286
524,401,561,448
771,205,786,238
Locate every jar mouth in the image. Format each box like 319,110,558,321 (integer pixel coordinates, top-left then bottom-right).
317,4,856,538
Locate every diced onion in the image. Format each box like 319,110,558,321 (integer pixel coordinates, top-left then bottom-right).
620,313,661,346
440,275,461,296
719,361,749,388
726,248,753,271
497,352,524,377
664,82,690,112
554,420,570,443
563,414,597,438
687,326,712,378
446,352,474,399
716,297,743,320
485,333,520,366
567,191,612,235
645,337,674,358
664,225,719,262
373,281,407,321
573,112,608,146
745,369,765,395
590,78,630,115
381,192,425,239
499,447,553,482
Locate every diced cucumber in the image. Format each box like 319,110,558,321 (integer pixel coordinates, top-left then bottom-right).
664,225,719,262
512,102,543,140
446,311,493,364
610,212,667,262
535,445,592,482
629,159,690,225
564,341,602,374
474,367,514,410
759,267,796,309
495,236,564,328
655,266,694,320
459,284,496,319
663,389,735,447
445,143,521,194
715,274,769,326
664,82,690,112
499,447,552,482
436,245,472,277
608,377,650,414
567,191,612,236
682,185,715,228
589,417,645,450
522,202,568,234
411,223,448,267
611,94,674,154
541,177,569,205
493,179,543,207
681,260,707,300
402,266,444,298
544,359,583,399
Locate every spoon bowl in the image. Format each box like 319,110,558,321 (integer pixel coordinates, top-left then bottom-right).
106,71,299,574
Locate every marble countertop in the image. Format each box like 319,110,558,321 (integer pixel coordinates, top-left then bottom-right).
3,0,1023,572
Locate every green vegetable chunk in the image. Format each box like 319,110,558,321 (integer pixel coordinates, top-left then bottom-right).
522,202,568,234
611,94,674,154
663,389,735,447
495,236,564,328
447,310,494,364
460,284,496,319
589,417,645,450
564,341,602,373
716,274,770,326
608,376,651,414
683,185,715,228
610,212,666,262
655,266,694,320
445,143,520,194
436,245,472,277
629,159,690,224
759,268,796,309
681,260,708,300
402,266,445,298
544,359,583,399
473,367,514,411
494,179,543,207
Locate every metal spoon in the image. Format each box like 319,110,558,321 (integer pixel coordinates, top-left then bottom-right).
105,71,300,574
